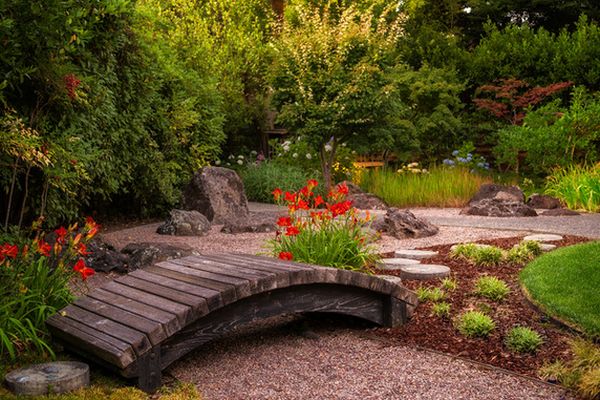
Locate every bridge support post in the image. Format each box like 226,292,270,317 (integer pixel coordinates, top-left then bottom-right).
382,296,407,327
137,345,162,393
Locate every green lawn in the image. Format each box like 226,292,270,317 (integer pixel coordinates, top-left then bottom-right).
520,241,600,337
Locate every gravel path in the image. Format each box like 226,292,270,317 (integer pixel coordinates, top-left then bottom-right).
97,204,593,400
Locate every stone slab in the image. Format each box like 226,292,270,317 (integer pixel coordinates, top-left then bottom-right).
393,249,438,260
5,361,89,395
376,258,421,271
398,264,451,280
523,234,563,242
539,243,557,251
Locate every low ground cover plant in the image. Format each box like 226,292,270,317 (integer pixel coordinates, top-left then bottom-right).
416,286,446,303
506,241,543,264
451,244,503,267
440,277,458,291
0,218,98,361
267,180,378,272
474,276,510,301
505,326,543,353
431,302,451,319
456,311,496,338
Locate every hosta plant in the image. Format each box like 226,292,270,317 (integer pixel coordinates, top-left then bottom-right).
0,218,99,361
268,180,379,272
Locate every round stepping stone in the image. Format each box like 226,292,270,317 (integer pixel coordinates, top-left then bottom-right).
376,258,420,271
393,249,438,260
523,234,563,242
5,361,89,396
539,243,557,251
450,243,491,251
398,264,450,280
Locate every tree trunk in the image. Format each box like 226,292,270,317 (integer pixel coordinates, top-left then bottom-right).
319,138,338,192
4,158,20,230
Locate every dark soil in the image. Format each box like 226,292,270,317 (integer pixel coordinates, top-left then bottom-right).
373,235,590,379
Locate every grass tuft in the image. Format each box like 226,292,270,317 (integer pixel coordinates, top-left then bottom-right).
474,276,510,301
455,310,495,338
504,326,543,353
545,164,600,212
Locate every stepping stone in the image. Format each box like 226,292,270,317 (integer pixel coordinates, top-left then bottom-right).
523,234,563,242
376,258,421,271
540,243,557,251
397,264,450,280
450,243,491,251
5,361,89,396
378,275,403,284
394,249,438,260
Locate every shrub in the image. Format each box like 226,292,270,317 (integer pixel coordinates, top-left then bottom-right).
0,218,98,360
431,302,451,318
240,162,310,203
452,244,504,267
416,286,446,303
506,241,543,264
450,243,480,260
474,276,510,301
267,180,379,272
505,326,543,353
545,164,600,212
456,311,496,338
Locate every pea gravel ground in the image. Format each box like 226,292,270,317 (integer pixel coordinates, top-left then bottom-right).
97,205,595,400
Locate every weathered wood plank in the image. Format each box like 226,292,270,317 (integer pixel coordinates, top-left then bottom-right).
100,281,195,325
200,255,291,289
74,297,166,345
46,315,133,369
55,305,150,356
221,254,321,285
123,271,218,312
184,255,277,278
88,288,181,336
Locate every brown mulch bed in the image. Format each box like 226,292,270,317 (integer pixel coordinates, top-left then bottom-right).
373,235,590,379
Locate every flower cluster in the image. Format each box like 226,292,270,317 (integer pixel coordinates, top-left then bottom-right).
269,179,378,271
442,143,490,173
397,162,428,175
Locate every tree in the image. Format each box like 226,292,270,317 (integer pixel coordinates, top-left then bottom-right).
270,4,405,189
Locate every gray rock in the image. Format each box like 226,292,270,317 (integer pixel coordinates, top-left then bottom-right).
157,209,211,236
394,249,438,260
527,194,562,209
460,198,537,217
398,264,451,280
121,242,197,270
221,212,278,234
371,216,388,232
523,234,563,242
541,208,580,216
5,362,89,395
338,180,364,195
85,239,129,273
376,258,421,270
469,183,525,205
182,167,249,224
337,180,388,210
384,208,439,239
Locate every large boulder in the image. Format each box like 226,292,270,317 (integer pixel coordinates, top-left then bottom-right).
84,239,129,273
527,194,562,209
182,167,249,224
337,180,388,210
468,183,525,205
221,212,279,234
121,242,197,271
383,208,439,239
156,209,211,236
461,198,537,217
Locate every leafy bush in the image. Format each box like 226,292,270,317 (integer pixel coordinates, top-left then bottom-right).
0,219,98,360
267,180,379,272
545,164,600,212
506,241,543,264
456,311,496,338
240,162,310,203
431,302,451,318
451,244,504,267
505,326,543,353
474,276,510,301
416,286,446,303
450,243,480,260
540,339,600,399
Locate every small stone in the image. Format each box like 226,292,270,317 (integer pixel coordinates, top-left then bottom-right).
398,264,450,280
5,362,89,396
376,258,421,271
393,249,438,260
523,234,563,242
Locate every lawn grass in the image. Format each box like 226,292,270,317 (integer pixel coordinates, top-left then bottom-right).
520,241,600,337
359,166,492,208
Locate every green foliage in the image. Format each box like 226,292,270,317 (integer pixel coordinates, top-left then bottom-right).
451,243,503,267
360,166,491,208
240,161,310,203
506,241,543,264
474,276,510,301
456,310,496,338
505,326,543,353
540,339,600,400
416,286,446,303
545,164,600,212
441,277,458,292
520,241,600,337
431,301,451,319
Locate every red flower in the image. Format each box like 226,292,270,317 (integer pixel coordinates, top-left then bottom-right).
277,216,292,227
284,191,296,203
38,241,51,257
77,243,91,256
285,226,300,236
297,199,309,210
299,186,311,198
307,179,318,189
272,188,283,201
329,200,352,217
73,259,86,272
55,226,68,244
80,267,95,280
1,244,19,259
278,251,293,261
336,182,349,196
314,195,325,207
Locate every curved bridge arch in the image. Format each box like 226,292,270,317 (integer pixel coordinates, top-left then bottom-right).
47,254,418,392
